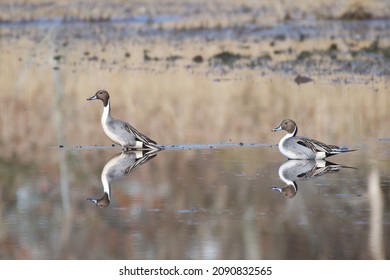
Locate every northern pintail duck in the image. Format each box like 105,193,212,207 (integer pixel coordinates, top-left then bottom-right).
88,150,158,208
87,90,160,151
272,119,355,159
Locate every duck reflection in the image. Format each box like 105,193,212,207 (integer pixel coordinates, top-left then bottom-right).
272,160,354,198
88,150,158,208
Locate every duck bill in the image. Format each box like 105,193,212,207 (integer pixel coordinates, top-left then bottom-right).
272,125,282,132
87,95,97,101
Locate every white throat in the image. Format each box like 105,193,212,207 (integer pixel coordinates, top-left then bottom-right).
278,127,297,159
101,100,111,125
279,131,295,147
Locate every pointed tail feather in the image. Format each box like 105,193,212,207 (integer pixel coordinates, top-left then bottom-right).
328,147,357,156
335,146,357,153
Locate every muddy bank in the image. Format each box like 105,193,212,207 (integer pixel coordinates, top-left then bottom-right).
2,1,390,79
3,20,390,81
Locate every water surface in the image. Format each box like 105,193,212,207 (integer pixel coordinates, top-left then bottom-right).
1,141,389,259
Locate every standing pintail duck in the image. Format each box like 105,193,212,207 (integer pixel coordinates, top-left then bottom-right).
87,90,160,151
272,119,356,159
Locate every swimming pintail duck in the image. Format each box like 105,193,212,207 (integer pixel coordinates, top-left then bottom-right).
272,119,356,160
87,90,160,151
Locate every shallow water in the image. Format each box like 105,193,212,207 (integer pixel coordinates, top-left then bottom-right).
1,141,389,260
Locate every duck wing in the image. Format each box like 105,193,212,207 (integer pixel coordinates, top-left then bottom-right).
123,122,157,145
296,137,339,154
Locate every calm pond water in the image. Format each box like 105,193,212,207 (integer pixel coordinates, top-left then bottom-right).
1,141,389,259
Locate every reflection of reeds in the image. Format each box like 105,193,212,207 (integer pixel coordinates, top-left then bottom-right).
51,40,71,216
368,167,385,259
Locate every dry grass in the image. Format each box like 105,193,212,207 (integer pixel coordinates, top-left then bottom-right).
1,40,389,163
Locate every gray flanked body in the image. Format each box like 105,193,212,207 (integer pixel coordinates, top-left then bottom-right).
272,119,355,160
87,90,160,151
